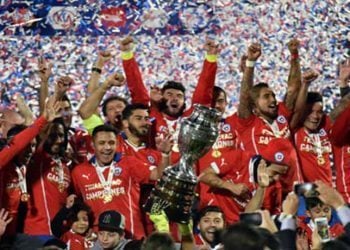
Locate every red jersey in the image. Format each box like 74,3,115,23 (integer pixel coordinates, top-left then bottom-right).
61,230,94,250
330,105,350,202
197,114,240,208
294,122,333,186
71,154,155,239
123,56,217,165
199,150,254,224
0,116,48,234
24,150,71,235
237,103,302,214
0,116,48,170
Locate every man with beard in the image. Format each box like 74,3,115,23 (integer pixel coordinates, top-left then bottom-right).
71,124,168,239
236,39,303,214
120,36,218,164
23,118,71,236
194,206,225,250
119,103,173,235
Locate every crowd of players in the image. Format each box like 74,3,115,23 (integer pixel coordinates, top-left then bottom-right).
0,36,350,249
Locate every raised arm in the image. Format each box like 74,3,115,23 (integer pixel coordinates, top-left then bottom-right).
15,94,34,126
237,43,262,119
0,97,60,169
87,51,112,95
38,56,52,115
330,61,350,122
284,38,302,111
338,59,350,98
79,73,125,120
289,70,319,130
191,39,219,106
120,37,150,105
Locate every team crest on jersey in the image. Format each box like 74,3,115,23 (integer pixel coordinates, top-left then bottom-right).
147,155,156,164
319,129,326,136
222,124,231,133
274,152,285,163
277,116,286,124
113,167,122,176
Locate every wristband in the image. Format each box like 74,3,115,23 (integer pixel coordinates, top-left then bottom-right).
245,60,256,67
291,53,299,60
92,67,102,74
121,51,134,60
205,53,218,63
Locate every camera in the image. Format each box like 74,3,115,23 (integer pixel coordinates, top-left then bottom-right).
294,183,318,197
239,212,262,226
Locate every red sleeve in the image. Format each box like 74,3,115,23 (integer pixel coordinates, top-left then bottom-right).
278,102,293,121
71,166,83,196
191,60,217,106
125,156,152,184
330,104,350,146
212,150,244,175
231,113,255,134
122,57,150,105
0,116,48,170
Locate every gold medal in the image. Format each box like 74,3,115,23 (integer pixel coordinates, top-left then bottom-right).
317,156,325,166
58,183,65,193
21,192,30,202
212,149,222,158
103,193,113,203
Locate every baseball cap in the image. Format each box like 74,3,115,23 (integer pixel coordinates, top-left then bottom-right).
98,210,125,233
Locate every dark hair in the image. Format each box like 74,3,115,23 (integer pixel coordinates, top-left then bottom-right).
122,103,149,120
161,81,186,94
7,124,27,139
142,232,176,250
322,240,350,250
198,205,225,221
102,96,128,116
66,201,94,233
92,124,118,138
221,223,265,250
212,86,227,108
256,228,281,250
43,118,68,156
306,92,323,105
249,82,270,108
305,197,324,210
61,94,71,106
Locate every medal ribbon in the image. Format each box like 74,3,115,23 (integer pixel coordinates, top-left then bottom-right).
15,165,27,194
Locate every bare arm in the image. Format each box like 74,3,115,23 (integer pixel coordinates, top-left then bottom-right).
87,51,112,95
245,159,269,212
199,167,250,199
38,57,52,115
238,43,262,119
15,94,34,126
285,39,302,111
289,70,319,130
330,61,350,122
78,73,125,120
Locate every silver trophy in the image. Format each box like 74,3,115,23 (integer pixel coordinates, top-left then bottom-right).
144,104,220,223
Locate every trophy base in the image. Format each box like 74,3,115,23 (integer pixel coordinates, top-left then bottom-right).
144,167,197,224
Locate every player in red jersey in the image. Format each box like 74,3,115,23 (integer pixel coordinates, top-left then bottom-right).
71,124,167,239
198,148,287,224
23,118,72,236
38,57,94,165
120,36,219,164
0,98,60,236
236,39,303,213
330,60,350,202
